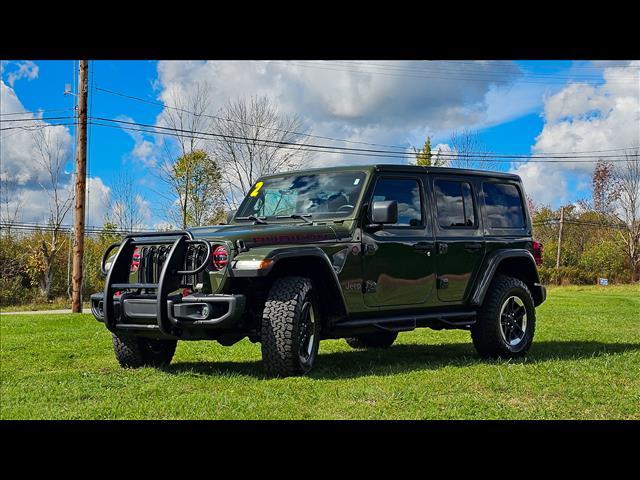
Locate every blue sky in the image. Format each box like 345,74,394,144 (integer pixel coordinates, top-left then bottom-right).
1,60,638,228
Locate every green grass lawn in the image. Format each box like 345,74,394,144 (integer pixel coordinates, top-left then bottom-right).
1,284,638,419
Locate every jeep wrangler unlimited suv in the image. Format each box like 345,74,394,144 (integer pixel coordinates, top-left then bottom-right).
91,165,546,377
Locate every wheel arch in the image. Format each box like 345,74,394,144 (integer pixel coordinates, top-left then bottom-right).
470,249,545,307
265,248,348,324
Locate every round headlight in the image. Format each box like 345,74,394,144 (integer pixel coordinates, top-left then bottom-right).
211,245,229,270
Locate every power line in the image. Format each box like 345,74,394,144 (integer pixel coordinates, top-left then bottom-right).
447,60,634,73
0,108,75,117
95,85,639,157
0,122,77,132
325,60,640,82
0,116,77,123
0,222,159,235
89,116,640,163
532,219,627,229
94,86,413,151
283,61,640,86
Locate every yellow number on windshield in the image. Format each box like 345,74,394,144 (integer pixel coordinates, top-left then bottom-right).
249,181,264,197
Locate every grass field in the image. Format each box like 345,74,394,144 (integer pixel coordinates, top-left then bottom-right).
1,284,638,419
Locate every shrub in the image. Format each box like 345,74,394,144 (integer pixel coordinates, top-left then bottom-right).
538,266,598,285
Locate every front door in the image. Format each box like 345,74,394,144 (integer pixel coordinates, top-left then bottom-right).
362,174,436,308
430,176,485,303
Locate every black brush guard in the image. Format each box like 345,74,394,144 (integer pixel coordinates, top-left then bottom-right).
91,230,245,337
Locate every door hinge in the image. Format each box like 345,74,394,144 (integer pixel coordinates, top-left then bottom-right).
437,277,449,289
363,243,378,255
437,242,448,254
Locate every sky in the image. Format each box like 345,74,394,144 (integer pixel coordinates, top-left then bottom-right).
1,59,639,229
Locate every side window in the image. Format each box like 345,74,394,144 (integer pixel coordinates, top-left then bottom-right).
482,182,526,229
435,180,476,228
371,177,423,227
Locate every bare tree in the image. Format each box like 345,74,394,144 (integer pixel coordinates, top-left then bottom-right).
447,128,495,170
32,127,73,300
592,159,619,214
612,149,640,281
156,83,214,228
104,170,146,232
0,171,23,237
208,96,312,207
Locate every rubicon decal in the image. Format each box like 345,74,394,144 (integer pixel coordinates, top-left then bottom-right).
250,233,335,246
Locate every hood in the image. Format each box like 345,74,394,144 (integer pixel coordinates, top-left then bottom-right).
188,222,352,248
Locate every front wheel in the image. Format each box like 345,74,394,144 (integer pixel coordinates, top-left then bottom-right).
112,333,177,368
471,275,536,359
261,277,321,377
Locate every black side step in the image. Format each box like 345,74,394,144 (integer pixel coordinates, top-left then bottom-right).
334,311,477,331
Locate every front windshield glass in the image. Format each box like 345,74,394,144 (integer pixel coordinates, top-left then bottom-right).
236,171,367,221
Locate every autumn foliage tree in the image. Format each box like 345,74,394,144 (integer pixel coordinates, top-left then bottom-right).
414,136,446,166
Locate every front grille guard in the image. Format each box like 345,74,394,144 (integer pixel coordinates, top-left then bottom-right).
102,230,233,335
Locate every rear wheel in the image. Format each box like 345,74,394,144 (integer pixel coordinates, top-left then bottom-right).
112,333,177,368
471,274,536,358
261,277,321,377
346,331,398,349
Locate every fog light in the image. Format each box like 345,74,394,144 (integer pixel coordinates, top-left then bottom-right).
201,305,210,318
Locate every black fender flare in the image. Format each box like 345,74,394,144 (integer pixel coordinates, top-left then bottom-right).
232,246,349,315
469,249,545,306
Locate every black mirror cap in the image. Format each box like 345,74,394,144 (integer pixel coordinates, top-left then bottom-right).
371,200,398,224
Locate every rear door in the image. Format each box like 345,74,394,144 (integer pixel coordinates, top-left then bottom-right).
361,173,436,308
430,175,485,303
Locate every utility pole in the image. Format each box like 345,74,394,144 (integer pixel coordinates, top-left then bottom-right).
71,60,88,313
555,206,565,270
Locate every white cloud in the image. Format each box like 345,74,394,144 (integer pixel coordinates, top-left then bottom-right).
1,79,112,226
4,60,39,86
114,114,160,168
153,60,530,168
511,61,640,207
1,79,73,187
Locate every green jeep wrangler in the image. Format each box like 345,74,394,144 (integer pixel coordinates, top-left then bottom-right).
91,164,546,377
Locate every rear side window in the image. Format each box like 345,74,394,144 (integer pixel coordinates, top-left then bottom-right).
482,182,526,229
434,180,476,228
371,178,423,227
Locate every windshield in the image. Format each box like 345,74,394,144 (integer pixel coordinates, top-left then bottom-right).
236,171,367,221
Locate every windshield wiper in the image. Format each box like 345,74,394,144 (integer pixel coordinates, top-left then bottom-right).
276,214,313,225
236,215,268,225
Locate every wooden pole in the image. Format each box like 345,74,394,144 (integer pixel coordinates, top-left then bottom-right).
71,60,88,313
555,206,565,273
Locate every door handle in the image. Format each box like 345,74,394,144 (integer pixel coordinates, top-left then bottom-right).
463,242,482,251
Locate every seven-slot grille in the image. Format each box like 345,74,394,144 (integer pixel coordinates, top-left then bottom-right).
136,243,210,287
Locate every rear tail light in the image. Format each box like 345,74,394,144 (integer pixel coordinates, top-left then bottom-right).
211,245,229,270
130,247,140,273
533,241,543,266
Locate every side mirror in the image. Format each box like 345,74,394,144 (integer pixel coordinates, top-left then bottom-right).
226,209,237,224
371,200,398,225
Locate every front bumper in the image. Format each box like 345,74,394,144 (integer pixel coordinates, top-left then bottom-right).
90,292,246,335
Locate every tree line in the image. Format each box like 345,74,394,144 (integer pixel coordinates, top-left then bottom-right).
1,86,638,307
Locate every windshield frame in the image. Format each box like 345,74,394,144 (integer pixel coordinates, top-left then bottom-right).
233,169,372,224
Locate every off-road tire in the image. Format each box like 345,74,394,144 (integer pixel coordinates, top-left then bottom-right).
346,331,398,349
261,276,320,377
471,274,536,359
112,333,177,368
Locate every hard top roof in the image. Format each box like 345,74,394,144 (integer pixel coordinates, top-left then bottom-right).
259,164,521,181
